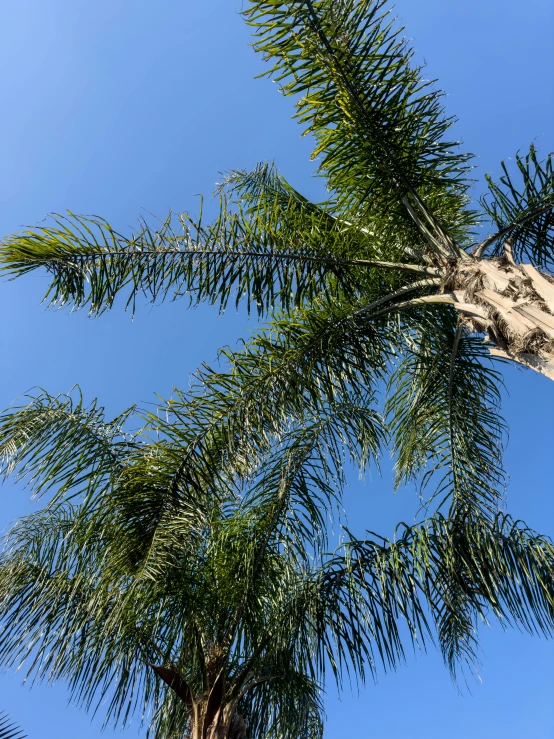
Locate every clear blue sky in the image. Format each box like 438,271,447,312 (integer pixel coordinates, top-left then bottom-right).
0,1,553,736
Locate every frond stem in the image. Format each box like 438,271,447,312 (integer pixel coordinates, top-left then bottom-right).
352,277,442,316
447,323,463,512
302,0,460,258
365,293,488,321
39,248,439,276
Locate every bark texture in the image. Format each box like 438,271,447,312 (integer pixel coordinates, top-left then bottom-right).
441,243,554,379
151,663,247,739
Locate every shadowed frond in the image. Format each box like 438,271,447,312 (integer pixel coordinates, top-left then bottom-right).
387,313,506,519
130,291,502,558
237,670,324,739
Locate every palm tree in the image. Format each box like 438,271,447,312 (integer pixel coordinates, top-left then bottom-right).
0,0,554,735
1,389,554,739
0,0,552,520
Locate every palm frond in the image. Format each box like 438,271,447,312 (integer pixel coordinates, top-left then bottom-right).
479,144,554,268
238,670,324,739
0,503,179,730
145,295,395,509
0,387,137,502
0,194,423,318
386,313,507,518
331,513,554,677
245,0,477,253
241,398,383,558
0,714,26,739
134,292,487,567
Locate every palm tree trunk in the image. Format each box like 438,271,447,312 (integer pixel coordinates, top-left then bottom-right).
190,708,245,739
150,661,247,739
445,244,554,379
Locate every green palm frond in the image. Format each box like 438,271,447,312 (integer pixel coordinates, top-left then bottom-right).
332,513,554,677
0,387,137,502
0,714,26,739
241,398,382,557
114,293,504,571
479,144,554,267
387,313,507,519
237,670,323,739
245,0,477,253
146,296,395,500
0,172,433,319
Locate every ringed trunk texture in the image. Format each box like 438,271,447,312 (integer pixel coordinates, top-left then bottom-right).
443,245,554,380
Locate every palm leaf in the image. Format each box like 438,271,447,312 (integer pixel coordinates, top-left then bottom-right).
0,387,137,503
245,0,477,253
0,182,432,319
479,144,554,268
331,513,554,677
0,714,25,739
386,312,507,519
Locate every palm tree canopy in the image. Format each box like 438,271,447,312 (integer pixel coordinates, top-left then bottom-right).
1,389,554,738
0,0,552,413
0,1,554,736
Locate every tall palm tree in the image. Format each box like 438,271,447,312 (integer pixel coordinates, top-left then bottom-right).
1,389,554,739
0,0,554,735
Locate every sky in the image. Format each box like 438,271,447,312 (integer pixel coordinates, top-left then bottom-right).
0,0,553,737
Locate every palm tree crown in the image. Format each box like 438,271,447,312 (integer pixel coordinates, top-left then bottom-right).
1,389,554,738
1,1,554,737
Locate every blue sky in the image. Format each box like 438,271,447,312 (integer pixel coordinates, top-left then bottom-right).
0,1,553,736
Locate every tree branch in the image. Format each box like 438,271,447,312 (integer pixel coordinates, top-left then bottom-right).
358,292,489,322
